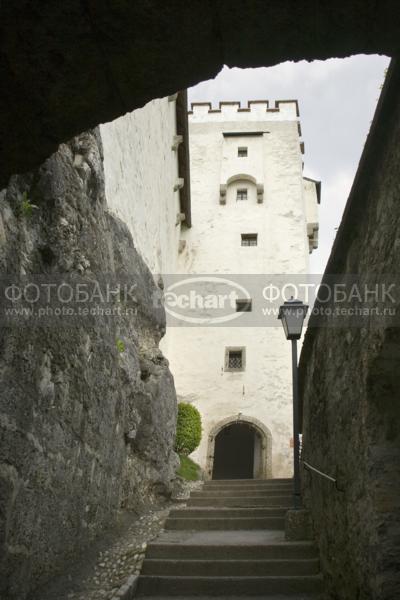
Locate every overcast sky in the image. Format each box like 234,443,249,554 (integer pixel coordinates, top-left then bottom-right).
188,55,390,274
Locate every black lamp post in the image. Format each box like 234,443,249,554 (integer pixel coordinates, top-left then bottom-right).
278,297,308,509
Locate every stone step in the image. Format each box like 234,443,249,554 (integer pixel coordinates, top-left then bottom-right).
137,596,322,600
165,516,285,531
202,484,293,493
146,542,318,560
192,489,292,498
136,574,324,596
187,495,293,507
141,558,320,576
203,480,293,487
205,479,293,486
169,508,289,519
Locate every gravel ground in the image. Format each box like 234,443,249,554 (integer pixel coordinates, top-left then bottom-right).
30,480,203,600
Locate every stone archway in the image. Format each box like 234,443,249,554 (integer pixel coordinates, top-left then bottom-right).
1,5,399,185
205,415,273,480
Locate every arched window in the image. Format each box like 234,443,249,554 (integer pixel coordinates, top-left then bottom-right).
220,174,263,204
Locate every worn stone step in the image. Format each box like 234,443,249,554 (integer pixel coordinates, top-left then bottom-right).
203,480,293,487
187,495,293,507
192,489,292,498
204,479,293,486
136,596,322,600
141,558,320,576
169,508,289,519
202,484,293,493
136,574,324,596
165,516,285,531
146,542,318,560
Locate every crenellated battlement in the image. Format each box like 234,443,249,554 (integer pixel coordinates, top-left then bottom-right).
189,99,300,121
189,98,303,152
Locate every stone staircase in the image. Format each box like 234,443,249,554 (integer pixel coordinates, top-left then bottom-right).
136,478,324,598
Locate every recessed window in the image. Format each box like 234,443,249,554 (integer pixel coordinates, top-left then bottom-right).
236,188,248,201
241,233,258,246
238,147,248,157
225,347,246,371
236,299,252,312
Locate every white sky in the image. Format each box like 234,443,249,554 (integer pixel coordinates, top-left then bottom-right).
189,55,390,274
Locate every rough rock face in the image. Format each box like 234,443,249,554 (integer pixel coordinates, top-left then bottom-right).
0,2,400,186
300,62,400,599
0,129,178,599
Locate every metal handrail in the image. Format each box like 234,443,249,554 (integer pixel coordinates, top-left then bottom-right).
302,460,344,492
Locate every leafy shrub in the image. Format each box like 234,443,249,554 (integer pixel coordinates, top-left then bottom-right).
175,402,201,456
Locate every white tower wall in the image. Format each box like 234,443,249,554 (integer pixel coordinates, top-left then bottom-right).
165,100,319,479
100,96,182,274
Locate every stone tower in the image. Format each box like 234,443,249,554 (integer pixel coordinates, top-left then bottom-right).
165,99,320,479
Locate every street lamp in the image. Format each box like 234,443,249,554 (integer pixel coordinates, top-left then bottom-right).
278,297,308,509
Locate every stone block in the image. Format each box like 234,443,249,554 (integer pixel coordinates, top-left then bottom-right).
285,508,313,541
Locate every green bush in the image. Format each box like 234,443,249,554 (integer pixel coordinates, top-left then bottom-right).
175,402,201,456
177,455,201,481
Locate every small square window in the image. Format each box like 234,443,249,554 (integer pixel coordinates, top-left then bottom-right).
225,347,246,371
237,188,248,201
241,233,258,246
238,147,248,157
236,299,252,312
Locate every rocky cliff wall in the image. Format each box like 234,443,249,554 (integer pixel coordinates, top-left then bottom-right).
0,129,178,599
300,61,400,600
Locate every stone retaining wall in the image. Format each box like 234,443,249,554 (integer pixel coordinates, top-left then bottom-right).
300,60,400,600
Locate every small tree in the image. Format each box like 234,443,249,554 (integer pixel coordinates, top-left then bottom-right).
175,402,202,456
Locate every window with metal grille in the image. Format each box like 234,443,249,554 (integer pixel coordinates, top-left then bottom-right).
236,299,252,312
238,147,248,157
228,350,243,369
241,233,258,246
225,347,246,371
236,188,248,201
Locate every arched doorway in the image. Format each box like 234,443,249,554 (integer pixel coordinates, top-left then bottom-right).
212,422,256,479
206,415,272,480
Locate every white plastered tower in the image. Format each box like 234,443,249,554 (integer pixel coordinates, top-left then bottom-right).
164,99,320,479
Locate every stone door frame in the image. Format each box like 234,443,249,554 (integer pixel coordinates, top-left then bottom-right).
205,414,273,480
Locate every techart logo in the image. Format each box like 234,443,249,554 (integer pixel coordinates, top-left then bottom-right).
163,276,251,324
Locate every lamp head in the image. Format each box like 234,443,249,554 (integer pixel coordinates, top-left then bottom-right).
278,297,308,340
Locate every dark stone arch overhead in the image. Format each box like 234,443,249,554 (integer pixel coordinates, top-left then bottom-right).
0,1,399,185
